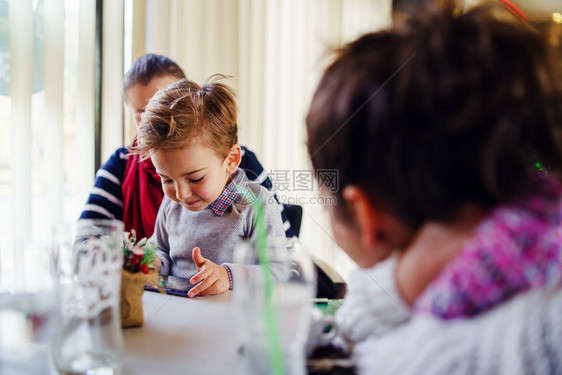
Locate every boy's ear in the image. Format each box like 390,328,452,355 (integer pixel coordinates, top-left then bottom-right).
224,144,242,174
342,186,383,251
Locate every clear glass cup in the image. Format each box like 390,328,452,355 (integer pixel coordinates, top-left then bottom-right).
52,219,124,375
233,237,316,375
0,240,59,374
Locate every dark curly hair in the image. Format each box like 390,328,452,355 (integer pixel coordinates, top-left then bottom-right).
306,3,562,228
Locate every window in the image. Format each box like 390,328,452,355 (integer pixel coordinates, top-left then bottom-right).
0,0,96,248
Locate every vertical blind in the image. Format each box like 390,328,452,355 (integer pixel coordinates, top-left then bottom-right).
2,0,102,248
101,0,124,162
44,0,64,238
9,0,33,246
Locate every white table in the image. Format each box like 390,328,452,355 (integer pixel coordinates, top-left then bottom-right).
122,291,243,375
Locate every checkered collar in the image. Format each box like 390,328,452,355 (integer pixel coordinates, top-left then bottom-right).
209,169,248,216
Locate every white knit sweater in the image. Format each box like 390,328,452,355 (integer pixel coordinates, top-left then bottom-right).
354,287,562,375
335,255,410,345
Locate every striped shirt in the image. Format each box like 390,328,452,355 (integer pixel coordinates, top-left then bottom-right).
79,146,295,237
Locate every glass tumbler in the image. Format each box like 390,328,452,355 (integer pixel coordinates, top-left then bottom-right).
0,240,58,374
52,219,124,375
233,237,315,375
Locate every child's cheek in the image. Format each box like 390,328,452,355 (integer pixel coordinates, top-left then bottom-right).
163,185,177,201
196,183,221,203
196,187,213,202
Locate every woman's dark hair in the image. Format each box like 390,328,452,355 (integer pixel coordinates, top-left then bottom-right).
123,54,186,90
306,4,562,228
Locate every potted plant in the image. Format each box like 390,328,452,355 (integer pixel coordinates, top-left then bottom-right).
120,230,159,328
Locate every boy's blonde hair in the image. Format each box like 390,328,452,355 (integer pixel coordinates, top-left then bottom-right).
130,75,237,160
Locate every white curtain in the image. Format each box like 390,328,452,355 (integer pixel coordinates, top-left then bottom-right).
2,0,97,245
140,0,392,279
9,0,34,245
101,0,125,163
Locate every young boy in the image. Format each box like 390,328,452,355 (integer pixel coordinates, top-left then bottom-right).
130,76,285,298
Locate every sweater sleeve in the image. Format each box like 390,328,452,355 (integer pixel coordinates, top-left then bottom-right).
353,287,562,375
148,197,172,275
335,255,410,346
79,147,128,221
239,145,295,237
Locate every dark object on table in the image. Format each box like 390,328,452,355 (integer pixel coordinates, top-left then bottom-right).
144,274,197,297
316,265,347,299
307,345,356,375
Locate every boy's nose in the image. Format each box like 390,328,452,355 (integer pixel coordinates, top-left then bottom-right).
176,183,192,202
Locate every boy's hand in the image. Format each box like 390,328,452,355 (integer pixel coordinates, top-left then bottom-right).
188,247,230,298
153,255,162,272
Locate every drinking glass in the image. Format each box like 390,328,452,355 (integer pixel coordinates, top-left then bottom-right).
52,219,124,375
233,237,315,375
0,240,58,374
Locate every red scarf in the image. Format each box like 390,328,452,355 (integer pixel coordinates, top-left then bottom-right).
122,142,163,240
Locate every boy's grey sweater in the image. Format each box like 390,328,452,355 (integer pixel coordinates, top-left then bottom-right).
149,181,285,287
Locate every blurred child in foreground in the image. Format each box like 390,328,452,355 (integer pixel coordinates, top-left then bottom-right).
306,2,562,373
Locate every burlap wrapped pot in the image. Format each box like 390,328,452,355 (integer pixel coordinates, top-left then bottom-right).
120,269,159,328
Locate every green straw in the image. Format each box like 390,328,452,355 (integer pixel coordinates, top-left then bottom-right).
239,186,285,375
